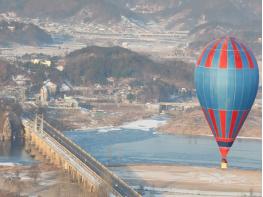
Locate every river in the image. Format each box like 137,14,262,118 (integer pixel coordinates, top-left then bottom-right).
65,115,261,170
0,115,261,169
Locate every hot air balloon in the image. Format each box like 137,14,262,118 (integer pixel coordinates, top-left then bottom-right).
194,36,259,168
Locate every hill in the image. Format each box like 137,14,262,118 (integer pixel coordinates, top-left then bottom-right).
0,20,53,46
64,46,194,88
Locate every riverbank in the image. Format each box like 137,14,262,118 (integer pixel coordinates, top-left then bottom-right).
157,105,262,138
110,164,262,197
45,100,262,140
45,103,157,131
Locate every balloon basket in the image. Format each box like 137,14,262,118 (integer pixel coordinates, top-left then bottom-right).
221,159,228,169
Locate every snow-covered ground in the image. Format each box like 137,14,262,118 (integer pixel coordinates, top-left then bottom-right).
110,165,262,197
0,162,21,166
75,115,169,133
120,116,168,131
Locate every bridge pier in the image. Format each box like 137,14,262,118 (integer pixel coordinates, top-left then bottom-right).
64,162,69,171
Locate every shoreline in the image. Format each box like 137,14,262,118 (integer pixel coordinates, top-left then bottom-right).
46,103,157,131
66,113,169,132
157,105,261,139
107,163,261,171
66,114,262,141
160,133,262,141
109,164,262,196
47,102,261,140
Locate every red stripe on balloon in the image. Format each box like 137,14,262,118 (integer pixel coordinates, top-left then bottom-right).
208,109,219,137
219,110,226,138
230,38,243,69
236,110,249,137
240,43,254,68
196,46,209,67
229,110,238,138
205,39,222,67
219,38,228,68
202,108,215,136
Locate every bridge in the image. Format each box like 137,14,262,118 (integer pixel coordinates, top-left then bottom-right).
22,111,140,197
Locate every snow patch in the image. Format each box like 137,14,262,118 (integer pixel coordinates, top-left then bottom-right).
120,117,168,131
0,162,21,166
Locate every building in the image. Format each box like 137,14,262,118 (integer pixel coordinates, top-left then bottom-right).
48,96,79,108
44,81,57,96
41,60,52,67
39,86,48,104
12,75,31,86
31,59,52,67
64,96,79,108
39,81,58,104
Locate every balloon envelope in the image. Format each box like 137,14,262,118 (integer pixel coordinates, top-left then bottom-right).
194,36,259,160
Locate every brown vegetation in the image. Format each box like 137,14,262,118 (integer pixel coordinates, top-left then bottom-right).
158,106,262,138
44,103,156,131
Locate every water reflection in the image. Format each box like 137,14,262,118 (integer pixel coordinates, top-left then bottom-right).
0,138,24,156
0,138,33,164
